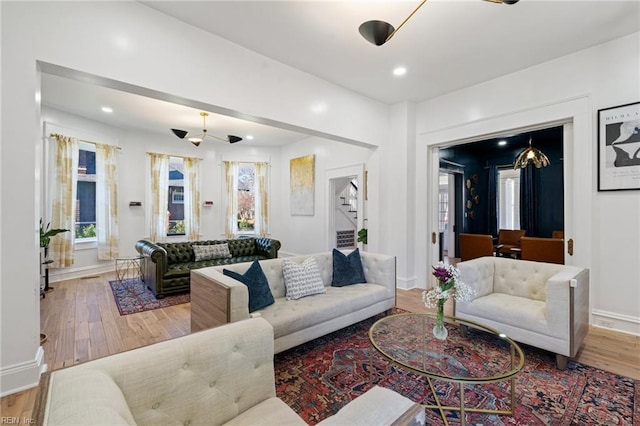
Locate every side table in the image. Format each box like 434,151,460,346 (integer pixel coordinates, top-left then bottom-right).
115,255,144,283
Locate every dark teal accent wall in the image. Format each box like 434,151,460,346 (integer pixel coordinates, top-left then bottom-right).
440,126,564,238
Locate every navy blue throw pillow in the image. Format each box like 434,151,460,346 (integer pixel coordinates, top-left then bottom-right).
223,260,274,313
332,248,366,287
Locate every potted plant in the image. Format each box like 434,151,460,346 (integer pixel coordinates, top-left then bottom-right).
39,219,69,293
40,219,69,249
357,227,368,245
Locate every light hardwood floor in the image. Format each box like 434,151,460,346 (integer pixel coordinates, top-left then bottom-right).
2,273,639,421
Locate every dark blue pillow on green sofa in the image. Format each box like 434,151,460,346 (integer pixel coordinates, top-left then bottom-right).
223,260,274,313
332,248,366,287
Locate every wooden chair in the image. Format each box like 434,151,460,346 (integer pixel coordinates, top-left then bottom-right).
459,233,494,261
494,229,526,256
520,236,564,264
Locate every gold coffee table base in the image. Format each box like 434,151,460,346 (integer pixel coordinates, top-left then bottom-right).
369,313,524,426
420,375,516,426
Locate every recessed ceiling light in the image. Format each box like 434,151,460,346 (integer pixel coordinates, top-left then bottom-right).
101,107,113,113
498,140,507,146
246,135,254,140
311,102,327,113
393,67,407,76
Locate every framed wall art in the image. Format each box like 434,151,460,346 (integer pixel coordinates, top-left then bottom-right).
290,154,315,215
597,101,640,191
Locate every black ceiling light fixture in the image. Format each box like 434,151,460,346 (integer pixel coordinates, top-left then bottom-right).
171,112,243,147
359,0,519,46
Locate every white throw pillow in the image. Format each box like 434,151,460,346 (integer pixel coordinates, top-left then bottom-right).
283,256,326,300
192,243,232,261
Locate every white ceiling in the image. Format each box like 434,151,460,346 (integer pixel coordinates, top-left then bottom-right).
42,1,640,145
41,73,310,147
142,0,640,104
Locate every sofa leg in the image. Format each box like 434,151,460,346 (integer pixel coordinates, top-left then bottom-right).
459,324,469,338
385,309,393,316
556,354,568,370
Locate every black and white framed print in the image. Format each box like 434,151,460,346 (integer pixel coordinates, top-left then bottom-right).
597,101,640,191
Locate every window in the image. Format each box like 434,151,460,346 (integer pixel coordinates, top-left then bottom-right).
498,168,521,230
224,160,268,237
237,163,256,233
438,173,449,232
167,157,185,236
76,142,97,240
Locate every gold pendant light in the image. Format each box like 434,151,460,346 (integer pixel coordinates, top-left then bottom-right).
513,137,550,169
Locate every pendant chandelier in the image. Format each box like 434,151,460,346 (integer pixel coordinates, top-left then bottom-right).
171,112,243,147
359,0,519,46
513,137,550,169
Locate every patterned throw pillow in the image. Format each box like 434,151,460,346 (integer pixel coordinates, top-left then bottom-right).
331,248,366,287
223,260,274,313
192,243,232,261
283,256,326,300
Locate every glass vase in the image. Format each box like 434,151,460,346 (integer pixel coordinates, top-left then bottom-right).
432,299,448,340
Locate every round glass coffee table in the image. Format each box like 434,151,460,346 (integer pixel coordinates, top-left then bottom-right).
369,312,525,426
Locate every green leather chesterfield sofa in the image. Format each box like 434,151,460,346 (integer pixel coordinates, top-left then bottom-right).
135,237,281,298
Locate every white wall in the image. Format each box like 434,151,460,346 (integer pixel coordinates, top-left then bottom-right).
41,107,288,281
279,136,374,255
42,107,375,274
414,33,640,335
0,1,389,396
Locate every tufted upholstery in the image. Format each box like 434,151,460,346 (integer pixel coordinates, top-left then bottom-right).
455,257,589,369
135,238,281,298
35,318,423,426
191,250,397,354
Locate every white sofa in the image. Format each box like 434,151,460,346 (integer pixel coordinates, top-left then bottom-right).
35,318,424,426
190,251,396,354
455,257,589,369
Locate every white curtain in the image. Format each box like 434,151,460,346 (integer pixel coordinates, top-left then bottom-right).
183,156,201,241
49,134,78,268
95,143,119,259
254,162,269,237
223,161,239,239
148,153,170,241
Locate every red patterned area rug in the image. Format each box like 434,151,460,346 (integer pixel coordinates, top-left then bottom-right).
274,311,639,425
109,278,190,316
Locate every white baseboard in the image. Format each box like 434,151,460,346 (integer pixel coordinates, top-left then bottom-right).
49,264,114,283
591,309,640,336
0,347,46,397
396,275,417,290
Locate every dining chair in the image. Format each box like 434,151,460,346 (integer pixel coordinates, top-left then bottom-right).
459,233,494,261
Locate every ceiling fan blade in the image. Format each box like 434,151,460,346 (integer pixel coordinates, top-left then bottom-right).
171,128,188,139
359,20,395,46
228,135,243,144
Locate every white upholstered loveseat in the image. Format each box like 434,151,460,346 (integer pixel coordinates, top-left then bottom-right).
190,250,396,354
455,257,589,369
35,317,423,426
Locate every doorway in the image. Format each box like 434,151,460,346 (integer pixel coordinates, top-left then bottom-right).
436,125,566,261
326,164,365,251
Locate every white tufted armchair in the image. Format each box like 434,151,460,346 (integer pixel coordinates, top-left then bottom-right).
35,317,423,426
455,257,589,369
